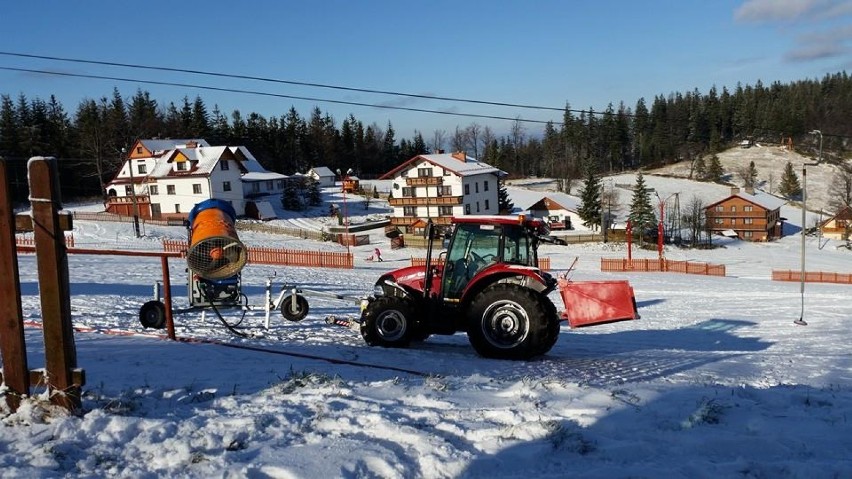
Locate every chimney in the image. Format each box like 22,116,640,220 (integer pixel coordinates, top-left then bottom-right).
186,140,198,149
744,186,755,195
435,149,445,154
730,186,740,195
451,151,466,162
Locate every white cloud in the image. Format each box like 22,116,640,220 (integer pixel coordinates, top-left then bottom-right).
734,0,825,22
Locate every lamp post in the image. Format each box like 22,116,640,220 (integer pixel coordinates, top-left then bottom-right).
797,130,822,326
123,148,141,238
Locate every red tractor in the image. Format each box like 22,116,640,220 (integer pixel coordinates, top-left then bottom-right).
358,215,639,360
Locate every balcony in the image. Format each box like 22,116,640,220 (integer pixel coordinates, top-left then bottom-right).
391,216,452,226
389,196,462,207
405,176,443,186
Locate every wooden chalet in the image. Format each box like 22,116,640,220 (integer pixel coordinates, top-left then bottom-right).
705,186,786,241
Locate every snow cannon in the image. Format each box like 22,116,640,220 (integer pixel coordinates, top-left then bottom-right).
186,199,247,280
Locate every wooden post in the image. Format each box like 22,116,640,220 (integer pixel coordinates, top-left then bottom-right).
28,157,81,411
0,159,30,411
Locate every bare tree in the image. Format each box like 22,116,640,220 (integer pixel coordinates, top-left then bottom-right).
430,129,446,153
682,195,707,246
450,126,468,153
465,122,482,159
827,163,852,213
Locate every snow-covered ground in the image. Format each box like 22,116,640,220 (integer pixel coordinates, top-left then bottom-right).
2,172,852,478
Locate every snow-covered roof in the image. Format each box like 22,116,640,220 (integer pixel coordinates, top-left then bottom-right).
242,171,288,181
380,152,504,179
308,166,335,177
508,187,580,213
707,189,787,211
139,138,209,155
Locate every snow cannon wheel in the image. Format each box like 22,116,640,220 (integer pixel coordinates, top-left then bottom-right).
466,283,550,360
139,300,166,329
360,297,414,348
280,294,309,322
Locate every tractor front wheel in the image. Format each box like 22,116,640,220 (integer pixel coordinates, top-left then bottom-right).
467,284,550,360
360,297,414,348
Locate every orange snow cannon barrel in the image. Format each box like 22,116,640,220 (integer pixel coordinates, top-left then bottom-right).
186,199,247,280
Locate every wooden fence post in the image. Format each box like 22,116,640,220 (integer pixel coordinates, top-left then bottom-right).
0,159,29,411
28,157,81,412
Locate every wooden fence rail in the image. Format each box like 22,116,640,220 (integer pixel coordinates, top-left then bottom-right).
601,258,726,276
16,233,75,248
772,270,852,285
162,239,353,269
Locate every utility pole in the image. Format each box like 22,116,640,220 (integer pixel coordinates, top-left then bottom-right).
123,148,141,238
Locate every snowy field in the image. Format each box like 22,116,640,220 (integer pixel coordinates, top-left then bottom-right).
2,173,852,478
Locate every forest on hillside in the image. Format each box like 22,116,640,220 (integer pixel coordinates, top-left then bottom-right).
0,71,850,201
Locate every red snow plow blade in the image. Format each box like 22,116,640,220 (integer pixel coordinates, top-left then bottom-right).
558,279,639,328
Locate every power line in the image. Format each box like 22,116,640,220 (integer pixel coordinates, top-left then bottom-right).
0,66,560,126
0,50,571,113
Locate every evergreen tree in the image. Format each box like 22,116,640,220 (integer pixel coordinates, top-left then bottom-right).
779,161,802,198
306,178,322,206
497,177,514,213
706,154,724,182
577,163,602,229
743,160,758,188
693,155,707,180
281,181,303,210
628,172,656,232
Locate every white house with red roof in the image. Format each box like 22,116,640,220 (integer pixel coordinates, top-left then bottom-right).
105,139,287,220
379,151,505,233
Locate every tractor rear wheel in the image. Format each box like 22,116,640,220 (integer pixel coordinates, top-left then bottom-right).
360,297,414,348
535,294,561,356
467,284,550,360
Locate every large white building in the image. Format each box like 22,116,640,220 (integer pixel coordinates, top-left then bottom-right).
380,152,505,233
105,139,287,220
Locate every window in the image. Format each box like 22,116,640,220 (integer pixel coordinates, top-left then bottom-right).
149,185,159,195
438,206,453,216
476,201,480,212
175,204,181,214
176,161,187,171
223,181,231,192
418,167,433,177
465,204,471,214
483,181,489,191
744,218,754,224
744,205,753,212
731,206,737,212
136,146,143,154
124,185,133,195
403,206,416,217
715,218,723,224
715,205,724,212
443,169,451,176
475,182,479,194
167,185,176,195
137,163,147,174
731,218,736,225
744,231,753,238
402,187,415,197
266,180,273,190
485,199,490,210
220,160,229,171
438,185,452,196
252,183,260,193
277,180,284,189
192,184,202,194
464,184,470,195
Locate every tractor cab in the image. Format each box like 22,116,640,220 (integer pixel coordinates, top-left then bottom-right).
438,216,550,302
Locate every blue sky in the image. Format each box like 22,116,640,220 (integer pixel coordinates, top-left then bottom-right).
2,0,851,140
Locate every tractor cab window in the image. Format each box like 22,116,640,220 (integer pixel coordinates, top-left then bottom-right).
442,223,501,300
503,225,533,266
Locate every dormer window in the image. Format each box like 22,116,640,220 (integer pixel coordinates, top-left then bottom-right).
220,160,230,171
176,161,187,171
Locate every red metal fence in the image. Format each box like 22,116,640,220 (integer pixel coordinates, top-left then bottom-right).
162,239,353,269
410,256,551,271
601,258,726,276
772,270,852,285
